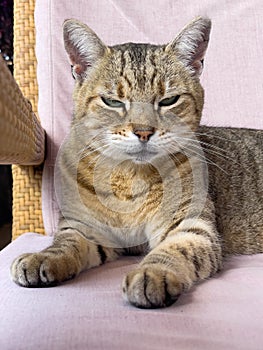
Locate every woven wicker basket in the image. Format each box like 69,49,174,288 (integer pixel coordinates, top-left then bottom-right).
0,0,45,239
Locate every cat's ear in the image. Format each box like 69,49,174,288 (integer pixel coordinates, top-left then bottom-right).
63,19,107,80
166,17,211,77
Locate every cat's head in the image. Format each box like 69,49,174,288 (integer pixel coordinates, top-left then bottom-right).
63,17,211,164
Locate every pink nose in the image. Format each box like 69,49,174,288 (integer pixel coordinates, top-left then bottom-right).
134,129,154,142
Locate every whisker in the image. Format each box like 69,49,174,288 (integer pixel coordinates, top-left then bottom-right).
168,129,253,175
78,135,108,154
173,135,230,155
167,141,229,174
179,137,253,176
173,136,231,161
79,144,109,160
181,129,238,143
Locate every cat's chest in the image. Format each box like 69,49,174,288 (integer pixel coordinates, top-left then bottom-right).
79,158,159,200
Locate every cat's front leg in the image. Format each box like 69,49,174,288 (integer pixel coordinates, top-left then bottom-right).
122,220,222,308
11,230,119,287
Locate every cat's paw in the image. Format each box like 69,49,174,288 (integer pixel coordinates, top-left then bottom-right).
10,252,78,287
122,265,182,308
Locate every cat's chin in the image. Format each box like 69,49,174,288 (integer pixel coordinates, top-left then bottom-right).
129,151,159,164
132,158,151,165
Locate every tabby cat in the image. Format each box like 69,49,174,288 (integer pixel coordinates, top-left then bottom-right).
11,17,263,308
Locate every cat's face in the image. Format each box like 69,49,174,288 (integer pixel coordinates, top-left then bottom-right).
63,18,211,164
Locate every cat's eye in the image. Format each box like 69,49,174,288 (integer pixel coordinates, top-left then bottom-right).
159,95,180,107
101,96,125,108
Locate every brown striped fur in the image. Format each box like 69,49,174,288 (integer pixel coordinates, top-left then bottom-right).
11,18,262,308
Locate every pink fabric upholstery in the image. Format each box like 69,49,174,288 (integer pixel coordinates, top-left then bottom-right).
1,233,263,350
35,0,263,235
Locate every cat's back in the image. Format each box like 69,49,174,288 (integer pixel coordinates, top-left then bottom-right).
198,126,263,255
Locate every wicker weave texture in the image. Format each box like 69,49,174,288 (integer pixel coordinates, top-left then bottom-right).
12,0,45,238
0,55,45,165
12,165,45,239
14,0,38,115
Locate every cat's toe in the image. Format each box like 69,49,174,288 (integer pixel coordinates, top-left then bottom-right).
11,253,63,287
122,266,182,308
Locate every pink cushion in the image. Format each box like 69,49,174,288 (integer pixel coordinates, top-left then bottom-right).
1,233,263,349
35,0,263,235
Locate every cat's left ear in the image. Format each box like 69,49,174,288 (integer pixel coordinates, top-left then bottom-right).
166,17,211,77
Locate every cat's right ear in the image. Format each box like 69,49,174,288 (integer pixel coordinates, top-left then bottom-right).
63,19,107,80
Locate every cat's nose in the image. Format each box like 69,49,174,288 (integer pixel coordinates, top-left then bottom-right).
134,128,155,142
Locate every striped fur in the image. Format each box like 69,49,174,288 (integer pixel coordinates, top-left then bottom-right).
11,18,262,308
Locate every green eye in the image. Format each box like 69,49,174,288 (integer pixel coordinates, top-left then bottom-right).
101,96,125,108
159,95,180,107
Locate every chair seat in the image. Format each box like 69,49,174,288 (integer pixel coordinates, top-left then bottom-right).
1,233,263,350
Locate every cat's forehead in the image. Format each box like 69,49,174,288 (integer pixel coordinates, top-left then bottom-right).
101,42,180,99
111,42,163,54
109,42,165,67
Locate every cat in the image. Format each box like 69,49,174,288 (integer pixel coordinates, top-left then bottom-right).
11,17,263,308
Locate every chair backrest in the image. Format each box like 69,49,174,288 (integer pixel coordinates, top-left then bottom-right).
12,0,263,238
12,0,44,239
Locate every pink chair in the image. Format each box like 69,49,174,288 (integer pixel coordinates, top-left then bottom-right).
1,1,262,349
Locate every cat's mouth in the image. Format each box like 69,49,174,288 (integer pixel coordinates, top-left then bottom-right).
126,149,158,163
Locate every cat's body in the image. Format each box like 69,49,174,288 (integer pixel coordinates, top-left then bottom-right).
199,126,263,255
11,18,262,308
